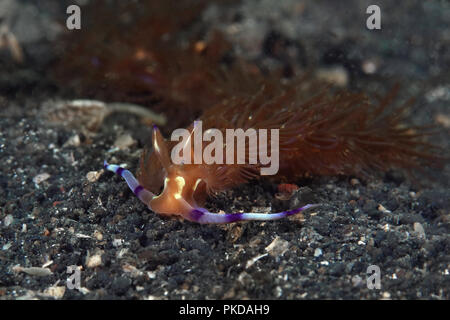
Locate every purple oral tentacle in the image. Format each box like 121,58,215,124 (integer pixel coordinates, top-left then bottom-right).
187,204,320,224
103,161,155,204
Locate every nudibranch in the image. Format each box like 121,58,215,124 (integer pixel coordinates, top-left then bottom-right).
104,125,318,224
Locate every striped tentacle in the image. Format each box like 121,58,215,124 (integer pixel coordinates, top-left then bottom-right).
103,161,155,205
187,204,320,224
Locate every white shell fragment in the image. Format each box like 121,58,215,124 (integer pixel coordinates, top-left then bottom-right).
42,99,167,132
113,134,136,150
378,204,391,213
413,222,426,239
43,286,66,299
86,170,103,183
63,134,81,147
33,173,50,185
86,252,103,268
314,248,323,257
4,214,14,227
265,236,289,257
315,66,349,87
13,265,53,277
245,253,268,269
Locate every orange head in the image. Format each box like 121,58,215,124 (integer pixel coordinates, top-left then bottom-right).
147,125,205,216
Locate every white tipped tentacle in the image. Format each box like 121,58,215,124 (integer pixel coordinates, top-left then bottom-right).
104,161,155,205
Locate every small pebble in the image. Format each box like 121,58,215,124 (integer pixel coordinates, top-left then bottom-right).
435,114,450,128
315,66,349,87
43,286,66,299
274,286,283,298
86,252,103,268
351,275,363,287
362,59,379,74
314,248,323,257
122,264,144,277
63,134,81,147
4,214,13,227
413,222,426,239
426,86,450,103
112,239,124,247
94,230,103,241
2,242,12,250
